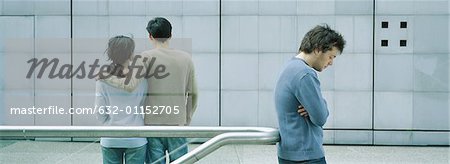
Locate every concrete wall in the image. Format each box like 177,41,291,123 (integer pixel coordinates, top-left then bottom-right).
0,0,448,145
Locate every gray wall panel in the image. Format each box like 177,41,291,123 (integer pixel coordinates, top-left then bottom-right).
222,0,258,16
374,131,413,145
108,16,148,38
318,64,335,91
374,92,413,129
73,16,109,38
0,0,3,15
322,91,335,129
2,0,34,15
2,91,34,125
375,55,413,91
259,0,296,15
192,53,219,90
258,91,277,127
3,0,70,16
323,130,335,144
34,91,71,126
414,0,449,15
376,0,414,15
73,0,108,16
222,16,258,53
182,0,218,16
414,16,449,54
413,92,449,130
221,91,258,126
259,16,297,53
335,16,354,54
182,16,219,53
412,132,450,145
334,54,372,91
297,0,335,15
109,0,146,16
72,91,101,126
354,16,373,53
413,54,449,92
334,91,372,129
335,0,373,15
335,130,372,144
298,16,336,39
4,54,34,90
190,91,219,126
71,53,107,91
222,53,258,90
146,0,182,16
34,52,71,90
258,53,288,91
34,0,70,15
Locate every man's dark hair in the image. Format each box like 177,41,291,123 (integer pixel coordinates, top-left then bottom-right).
146,17,172,43
298,24,346,54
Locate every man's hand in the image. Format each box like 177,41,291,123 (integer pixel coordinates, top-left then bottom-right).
94,70,104,81
297,105,309,118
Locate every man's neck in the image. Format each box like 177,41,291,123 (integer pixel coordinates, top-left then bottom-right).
295,52,314,67
153,41,170,49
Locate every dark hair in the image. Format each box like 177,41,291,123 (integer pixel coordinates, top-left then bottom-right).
298,24,346,54
146,17,172,43
104,35,135,78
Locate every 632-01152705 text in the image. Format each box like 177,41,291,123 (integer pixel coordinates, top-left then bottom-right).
10,105,181,115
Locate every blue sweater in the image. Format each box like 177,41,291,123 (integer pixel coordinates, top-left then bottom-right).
274,57,329,161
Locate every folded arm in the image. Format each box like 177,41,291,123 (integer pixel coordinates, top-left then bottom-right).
294,73,329,126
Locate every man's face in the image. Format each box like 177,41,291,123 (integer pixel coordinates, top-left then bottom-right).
313,47,340,72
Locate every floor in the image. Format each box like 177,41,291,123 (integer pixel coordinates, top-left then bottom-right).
0,140,448,164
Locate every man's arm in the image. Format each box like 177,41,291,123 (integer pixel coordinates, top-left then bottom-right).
185,62,198,125
294,73,329,126
101,55,146,92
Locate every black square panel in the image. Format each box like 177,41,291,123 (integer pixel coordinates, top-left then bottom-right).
382,21,389,28
400,22,407,28
400,40,407,47
381,40,388,47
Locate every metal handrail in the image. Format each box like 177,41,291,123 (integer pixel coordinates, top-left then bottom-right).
0,126,280,164
173,132,278,164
